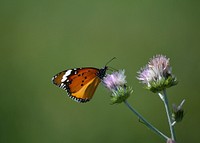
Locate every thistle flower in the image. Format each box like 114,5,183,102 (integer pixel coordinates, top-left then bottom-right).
172,99,185,125
137,55,178,92
103,70,132,104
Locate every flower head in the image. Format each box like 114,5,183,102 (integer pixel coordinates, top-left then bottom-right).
137,55,178,92
103,70,132,104
103,70,127,91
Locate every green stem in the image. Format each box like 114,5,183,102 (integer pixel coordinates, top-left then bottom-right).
162,89,176,141
124,100,169,141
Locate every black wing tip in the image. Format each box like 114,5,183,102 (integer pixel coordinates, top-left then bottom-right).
51,75,58,85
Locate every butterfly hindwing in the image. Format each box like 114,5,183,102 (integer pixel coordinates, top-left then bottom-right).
52,67,107,103
70,76,101,102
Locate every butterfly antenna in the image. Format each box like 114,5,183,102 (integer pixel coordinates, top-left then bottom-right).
107,66,118,72
105,57,117,72
105,57,116,66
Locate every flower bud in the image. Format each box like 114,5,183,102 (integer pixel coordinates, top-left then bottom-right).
172,99,185,123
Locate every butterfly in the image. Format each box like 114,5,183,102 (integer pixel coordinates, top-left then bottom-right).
52,66,108,103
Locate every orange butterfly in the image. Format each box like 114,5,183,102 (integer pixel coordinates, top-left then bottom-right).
52,66,108,103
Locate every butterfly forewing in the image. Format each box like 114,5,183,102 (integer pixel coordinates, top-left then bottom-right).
52,71,68,87
67,68,99,93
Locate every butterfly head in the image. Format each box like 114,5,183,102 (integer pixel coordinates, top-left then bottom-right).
97,66,108,79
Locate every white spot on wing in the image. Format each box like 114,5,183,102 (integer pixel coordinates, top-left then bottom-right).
61,70,72,82
60,83,64,88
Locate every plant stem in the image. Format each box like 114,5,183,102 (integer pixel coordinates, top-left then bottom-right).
124,100,169,141
162,89,176,141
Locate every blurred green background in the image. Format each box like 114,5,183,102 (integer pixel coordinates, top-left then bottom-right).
0,0,199,143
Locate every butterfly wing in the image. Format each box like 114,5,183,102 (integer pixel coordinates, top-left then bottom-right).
70,76,101,102
52,68,102,102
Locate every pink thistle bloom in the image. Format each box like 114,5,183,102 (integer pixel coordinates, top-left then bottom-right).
103,70,127,91
137,55,177,92
103,70,132,104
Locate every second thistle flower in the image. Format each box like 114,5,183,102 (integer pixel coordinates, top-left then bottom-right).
103,70,132,104
137,55,178,93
